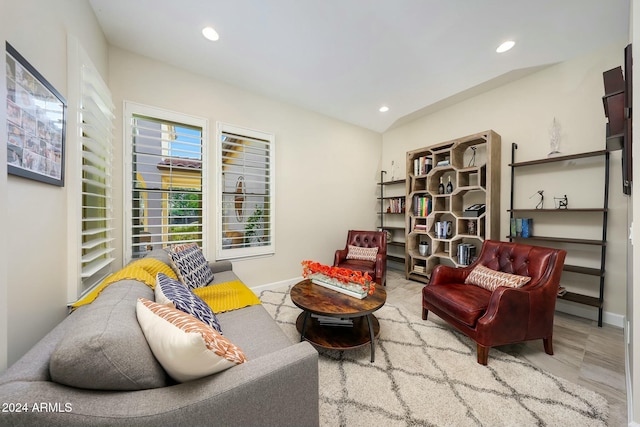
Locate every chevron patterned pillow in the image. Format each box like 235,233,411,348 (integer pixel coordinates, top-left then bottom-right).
465,264,531,292
136,298,246,383
155,273,222,334
168,243,214,290
346,245,378,261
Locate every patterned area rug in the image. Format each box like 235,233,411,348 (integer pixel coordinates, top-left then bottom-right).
259,286,609,427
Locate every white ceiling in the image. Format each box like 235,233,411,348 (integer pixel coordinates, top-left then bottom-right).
88,0,630,133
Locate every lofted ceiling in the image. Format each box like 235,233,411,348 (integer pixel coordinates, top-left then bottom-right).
88,0,630,133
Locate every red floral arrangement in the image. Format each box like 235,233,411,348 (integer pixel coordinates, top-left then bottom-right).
301,260,375,295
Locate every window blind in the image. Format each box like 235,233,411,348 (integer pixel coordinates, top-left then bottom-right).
217,123,275,259
129,114,205,259
79,63,115,293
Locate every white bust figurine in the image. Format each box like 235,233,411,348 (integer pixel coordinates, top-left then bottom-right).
548,117,561,156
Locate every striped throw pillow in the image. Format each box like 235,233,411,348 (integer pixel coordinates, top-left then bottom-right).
465,264,531,292
346,245,378,262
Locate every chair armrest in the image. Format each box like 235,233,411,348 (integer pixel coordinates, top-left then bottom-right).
429,263,472,285
334,249,348,265
476,287,531,344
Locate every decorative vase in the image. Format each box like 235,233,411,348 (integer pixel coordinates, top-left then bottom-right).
419,243,429,256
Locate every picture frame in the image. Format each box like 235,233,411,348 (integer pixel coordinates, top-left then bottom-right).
5,42,66,186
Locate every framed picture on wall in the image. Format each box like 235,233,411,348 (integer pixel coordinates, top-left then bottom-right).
5,42,66,186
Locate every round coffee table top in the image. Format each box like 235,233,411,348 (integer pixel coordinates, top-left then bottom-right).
290,279,387,318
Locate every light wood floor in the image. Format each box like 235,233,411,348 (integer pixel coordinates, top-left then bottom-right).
385,269,628,427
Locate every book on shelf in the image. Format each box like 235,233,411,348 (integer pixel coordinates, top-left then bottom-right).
413,195,432,217
311,314,354,327
387,197,405,214
413,155,433,176
413,265,426,273
521,218,533,238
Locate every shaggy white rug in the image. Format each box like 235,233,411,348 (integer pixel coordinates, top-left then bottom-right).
259,286,609,427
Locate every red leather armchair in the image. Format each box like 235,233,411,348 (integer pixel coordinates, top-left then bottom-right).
422,240,566,365
334,230,387,286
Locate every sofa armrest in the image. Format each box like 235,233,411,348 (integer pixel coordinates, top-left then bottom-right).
209,260,233,274
0,342,319,427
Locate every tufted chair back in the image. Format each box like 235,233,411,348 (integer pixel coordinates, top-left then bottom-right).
474,240,556,285
334,230,387,286
344,230,387,255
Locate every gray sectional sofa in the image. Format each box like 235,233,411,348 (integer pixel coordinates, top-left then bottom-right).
0,251,319,426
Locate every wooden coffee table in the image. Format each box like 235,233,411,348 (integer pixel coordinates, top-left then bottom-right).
290,279,387,362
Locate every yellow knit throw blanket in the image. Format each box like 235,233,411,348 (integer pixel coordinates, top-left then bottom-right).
193,280,262,313
70,258,177,310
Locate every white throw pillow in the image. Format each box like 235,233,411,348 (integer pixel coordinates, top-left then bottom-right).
136,298,246,383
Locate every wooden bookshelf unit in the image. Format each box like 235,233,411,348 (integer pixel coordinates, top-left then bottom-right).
405,130,501,283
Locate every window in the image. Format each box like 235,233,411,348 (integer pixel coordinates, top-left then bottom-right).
67,37,115,300
217,123,275,259
124,103,208,262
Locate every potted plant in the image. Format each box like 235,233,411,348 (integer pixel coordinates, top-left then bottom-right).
244,207,263,246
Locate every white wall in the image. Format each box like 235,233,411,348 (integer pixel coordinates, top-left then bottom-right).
630,1,640,424
382,42,629,322
107,47,382,287
0,0,109,367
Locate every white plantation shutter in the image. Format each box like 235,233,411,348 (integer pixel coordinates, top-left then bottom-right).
79,62,115,291
124,104,208,262
217,123,275,259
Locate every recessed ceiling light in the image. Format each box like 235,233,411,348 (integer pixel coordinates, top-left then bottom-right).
496,40,515,53
202,26,220,41
379,106,389,113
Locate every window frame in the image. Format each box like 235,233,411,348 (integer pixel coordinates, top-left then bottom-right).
216,122,275,260
123,102,210,263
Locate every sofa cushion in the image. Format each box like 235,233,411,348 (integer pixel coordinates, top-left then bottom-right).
136,298,247,383
168,243,215,290
465,264,531,292
217,305,294,359
346,245,378,261
155,272,223,334
49,280,168,390
423,282,490,327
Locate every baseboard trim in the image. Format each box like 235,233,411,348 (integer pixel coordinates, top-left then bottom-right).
555,300,624,328
250,276,303,295
626,321,634,426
